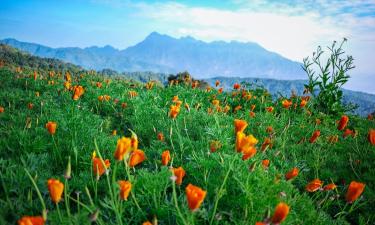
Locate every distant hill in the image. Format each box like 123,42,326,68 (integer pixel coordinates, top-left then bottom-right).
1,32,304,79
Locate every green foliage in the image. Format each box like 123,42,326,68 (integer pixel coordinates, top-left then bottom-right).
303,39,355,115
0,43,374,225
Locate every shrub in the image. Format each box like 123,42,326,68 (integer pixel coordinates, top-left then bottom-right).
302,38,355,115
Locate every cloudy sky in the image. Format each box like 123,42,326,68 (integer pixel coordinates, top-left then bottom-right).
1,0,374,93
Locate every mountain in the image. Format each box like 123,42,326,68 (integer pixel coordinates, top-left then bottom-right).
1,32,304,79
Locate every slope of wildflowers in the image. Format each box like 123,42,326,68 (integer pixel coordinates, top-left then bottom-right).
0,56,375,225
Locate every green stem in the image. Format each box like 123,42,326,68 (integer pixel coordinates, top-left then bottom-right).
64,179,71,218
56,203,63,223
24,168,47,220
209,158,234,225
172,177,188,225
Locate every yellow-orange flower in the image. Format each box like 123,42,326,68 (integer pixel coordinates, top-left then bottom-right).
72,85,84,100
215,80,220,87
47,178,64,204
265,106,274,112
346,181,365,203
45,121,57,135
212,99,220,106
92,157,110,177
114,137,132,161
173,167,186,185
242,146,257,160
323,183,337,191
305,179,323,192
18,216,45,225
161,150,171,166
309,130,320,143
0,106,4,113
261,138,272,151
233,83,240,89
185,184,207,211
337,115,349,130
169,105,180,119
236,132,258,153
157,132,164,141
262,159,270,169
300,99,307,108
128,149,146,167
118,180,132,200
281,99,292,109
285,167,299,181
234,119,248,133
368,129,375,145
271,202,289,224
142,221,152,225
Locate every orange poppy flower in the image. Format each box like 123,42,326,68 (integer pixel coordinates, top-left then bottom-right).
242,146,257,160
249,111,256,118
300,99,307,108
209,140,222,153
323,183,337,191
118,180,132,200
265,106,274,112
262,159,270,169
261,138,272,151
96,82,102,88
368,129,375,145
271,202,289,224
367,114,374,120
92,157,110,177
18,216,45,225
173,167,186,185
185,184,207,211
233,83,240,89
112,130,117,136
0,106,4,113
305,179,323,192
172,95,179,102
161,150,171,166
157,132,164,141
337,115,349,130
128,149,146,167
346,181,365,203
65,72,71,82
255,222,266,225
309,130,320,143
327,135,338,144
234,105,242,112
45,121,57,135
114,137,132,161
212,99,220,106
218,87,223,94
169,105,180,119
47,178,64,204
236,132,258,153
121,102,127,108
128,90,138,98
281,99,292,109
33,71,38,80
343,128,355,138
266,126,273,133
234,119,248,133
72,85,84,100
215,80,220,87
27,103,34,110
285,167,299,180
142,221,152,225
192,81,199,88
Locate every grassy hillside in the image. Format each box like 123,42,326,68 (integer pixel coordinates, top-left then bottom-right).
0,44,375,225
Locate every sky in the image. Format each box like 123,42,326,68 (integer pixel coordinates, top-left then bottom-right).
0,0,375,93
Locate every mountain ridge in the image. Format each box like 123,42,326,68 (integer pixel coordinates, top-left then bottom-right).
0,32,304,79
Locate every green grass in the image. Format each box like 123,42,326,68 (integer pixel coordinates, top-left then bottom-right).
0,66,374,225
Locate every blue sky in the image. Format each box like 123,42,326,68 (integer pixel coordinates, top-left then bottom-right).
1,0,375,93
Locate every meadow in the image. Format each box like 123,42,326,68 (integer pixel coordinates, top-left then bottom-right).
0,45,374,225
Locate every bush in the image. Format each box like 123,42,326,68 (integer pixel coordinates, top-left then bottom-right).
302,38,355,115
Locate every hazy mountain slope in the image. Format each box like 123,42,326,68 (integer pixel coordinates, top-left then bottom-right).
1,32,304,79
